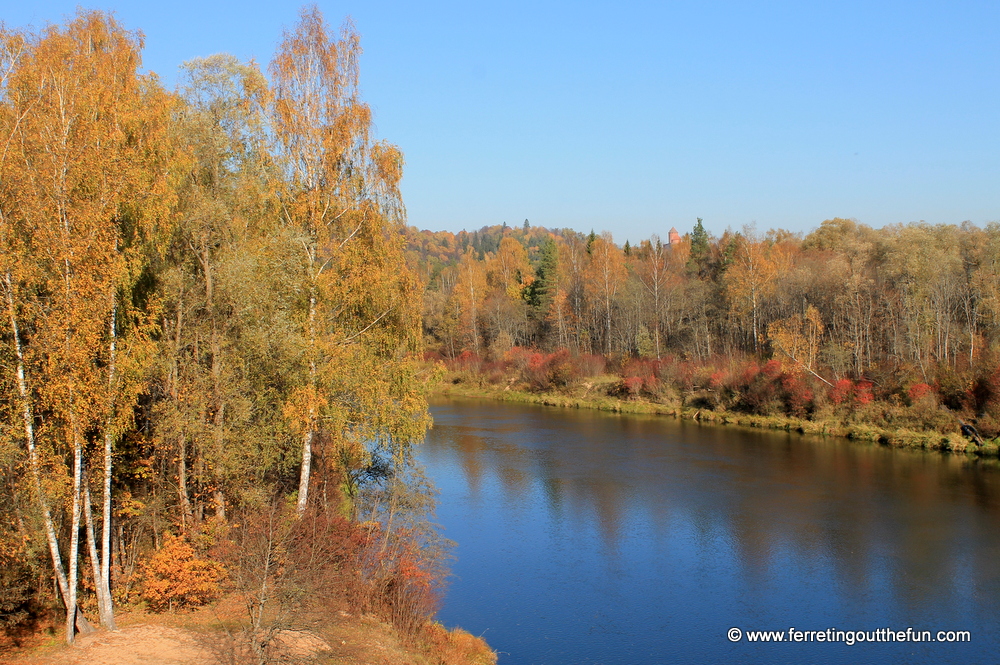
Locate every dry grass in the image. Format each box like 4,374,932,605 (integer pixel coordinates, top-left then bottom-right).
1,597,495,665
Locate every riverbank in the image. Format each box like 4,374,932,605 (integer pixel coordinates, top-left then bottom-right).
0,595,496,665
435,378,999,458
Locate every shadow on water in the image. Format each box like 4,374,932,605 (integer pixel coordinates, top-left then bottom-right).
418,398,1000,665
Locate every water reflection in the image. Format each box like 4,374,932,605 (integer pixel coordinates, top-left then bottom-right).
420,398,1000,665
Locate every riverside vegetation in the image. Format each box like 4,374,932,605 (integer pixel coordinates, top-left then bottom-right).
410,219,1000,456
0,7,494,664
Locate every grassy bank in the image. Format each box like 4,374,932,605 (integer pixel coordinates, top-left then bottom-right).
435,376,999,458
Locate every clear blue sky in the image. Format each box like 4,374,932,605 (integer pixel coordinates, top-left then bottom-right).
7,1,1000,242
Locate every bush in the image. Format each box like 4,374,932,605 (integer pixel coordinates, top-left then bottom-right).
0,531,37,632
575,354,606,378
907,382,933,404
142,533,224,611
829,378,853,405
450,350,482,374
780,372,814,417
608,375,645,399
370,535,441,636
422,621,498,665
854,380,874,405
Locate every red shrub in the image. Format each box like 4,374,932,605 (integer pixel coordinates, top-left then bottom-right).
674,362,698,391
624,376,644,397
738,361,760,387
761,359,783,380
907,382,932,403
829,379,853,405
545,349,576,387
370,535,441,636
503,346,532,371
504,348,580,391
451,350,481,373
622,359,658,380
854,380,874,405
619,358,662,393
709,370,727,390
780,372,814,417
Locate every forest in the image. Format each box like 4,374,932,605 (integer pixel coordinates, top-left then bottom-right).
412,217,1000,443
1,2,997,662
0,7,495,664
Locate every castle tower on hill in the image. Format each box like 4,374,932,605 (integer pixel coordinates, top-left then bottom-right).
668,227,681,246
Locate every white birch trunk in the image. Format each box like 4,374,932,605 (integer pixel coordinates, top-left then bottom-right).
3,272,71,605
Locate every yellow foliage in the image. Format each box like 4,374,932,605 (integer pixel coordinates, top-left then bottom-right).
768,305,823,371
282,385,329,435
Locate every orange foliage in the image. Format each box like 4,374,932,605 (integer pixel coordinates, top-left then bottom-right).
142,533,224,611
422,621,498,665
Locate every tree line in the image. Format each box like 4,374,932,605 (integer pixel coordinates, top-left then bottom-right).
414,217,1000,435
0,7,442,651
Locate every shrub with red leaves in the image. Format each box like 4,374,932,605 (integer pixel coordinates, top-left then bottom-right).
708,370,727,390
780,372,814,417
509,348,579,390
829,378,853,405
546,349,576,387
738,361,760,386
854,380,874,405
907,382,933,403
761,359,783,380
451,350,481,373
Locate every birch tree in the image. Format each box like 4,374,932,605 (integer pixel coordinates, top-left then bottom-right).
270,8,424,515
0,11,169,640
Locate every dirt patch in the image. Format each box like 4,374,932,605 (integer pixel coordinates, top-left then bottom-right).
0,604,490,665
2,624,213,665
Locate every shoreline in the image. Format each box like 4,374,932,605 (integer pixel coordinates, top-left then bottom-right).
434,381,1000,459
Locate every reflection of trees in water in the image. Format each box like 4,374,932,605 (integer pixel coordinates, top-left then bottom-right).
427,402,1000,610
456,432,486,499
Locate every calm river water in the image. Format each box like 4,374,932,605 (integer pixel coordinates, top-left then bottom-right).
416,398,1000,665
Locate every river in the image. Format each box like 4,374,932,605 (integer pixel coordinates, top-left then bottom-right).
416,398,1000,665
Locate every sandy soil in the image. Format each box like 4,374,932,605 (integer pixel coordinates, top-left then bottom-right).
1,623,213,665
1,606,438,665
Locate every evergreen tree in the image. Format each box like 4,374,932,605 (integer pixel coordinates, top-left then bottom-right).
688,217,710,277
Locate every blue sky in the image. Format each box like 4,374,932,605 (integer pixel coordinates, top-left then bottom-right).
6,1,1000,242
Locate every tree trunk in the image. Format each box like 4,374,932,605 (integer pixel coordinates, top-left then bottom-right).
100,301,118,629
297,285,318,515
84,474,115,628
179,435,192,531
297,429,314,514
4,272,71,607
66,419,83,644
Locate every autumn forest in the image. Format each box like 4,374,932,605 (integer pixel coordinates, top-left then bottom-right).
0,7,486,662
0,3,998,663
415,217,1000,445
